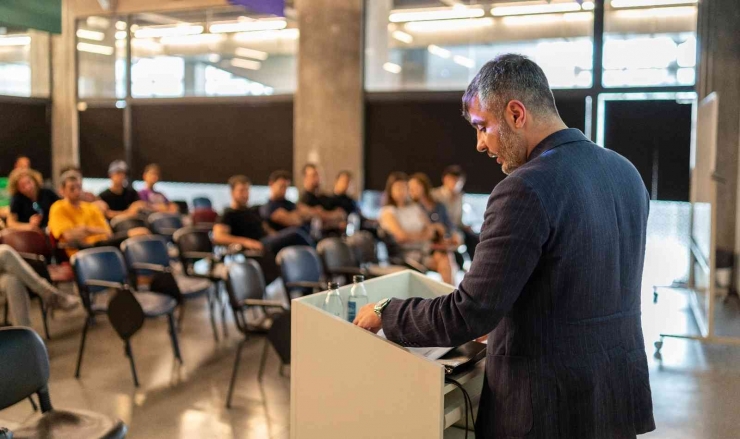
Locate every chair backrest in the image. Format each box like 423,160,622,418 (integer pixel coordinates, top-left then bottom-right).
267,310,291,365
192,197,212,209
0,229,52,260
346,231,379,265
71,247,129,295
191,208,218,227
121,235,170,277
276,246,323,285
0,327,51,411
317,237,358,274
111,216,148,234
173,200,189,215
147,213,184,236
173,227,214,271
225,259,266,309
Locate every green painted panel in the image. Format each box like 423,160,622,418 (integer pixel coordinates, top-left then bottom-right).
0,0,62,34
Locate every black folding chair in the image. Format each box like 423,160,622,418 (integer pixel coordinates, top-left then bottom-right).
0,327,127,438
317,237,405,284
276,246,326,299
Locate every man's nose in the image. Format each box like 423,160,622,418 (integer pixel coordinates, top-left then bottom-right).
476,131,487,153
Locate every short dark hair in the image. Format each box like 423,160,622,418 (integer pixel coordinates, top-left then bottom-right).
60,165,81,176
302,163,317,176
60,173,80,189
383,172,409,208
269,170,292,184
144,163,161,175
462,54,559,121
336,170,353,180
442,165,465,179
228,175,251,189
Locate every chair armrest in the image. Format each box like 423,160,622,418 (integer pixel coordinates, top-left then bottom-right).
130,262,170,272
402,257,428,274
243,299,285,309
181,251,216,261
285,281,326,290
18,252,45,262
329,266,365,276
85,279,126,289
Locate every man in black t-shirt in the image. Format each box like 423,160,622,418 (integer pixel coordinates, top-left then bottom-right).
328,170,360,216
298,164,347,231
259,170,313,232
214,175,313,284
7,168,59,229
98,160,146,221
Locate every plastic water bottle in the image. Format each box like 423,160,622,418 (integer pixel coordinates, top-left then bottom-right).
346,212,361,236
311,217,323,241
347,275,369,322
323,282,344,319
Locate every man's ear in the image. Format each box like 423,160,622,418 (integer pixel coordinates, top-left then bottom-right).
506,100,527,128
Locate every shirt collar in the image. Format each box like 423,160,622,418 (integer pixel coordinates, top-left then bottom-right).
528,128,588,162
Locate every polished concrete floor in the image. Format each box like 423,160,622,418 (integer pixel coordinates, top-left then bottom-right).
1,280,740,438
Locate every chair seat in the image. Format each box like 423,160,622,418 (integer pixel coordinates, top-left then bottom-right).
13,409,127,439
174,275,212,298
48,264,74,283
135,292,177,318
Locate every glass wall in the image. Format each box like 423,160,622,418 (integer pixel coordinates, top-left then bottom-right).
603,1,698,87
0,27,50,97
366,1,595,92
77,5,298,99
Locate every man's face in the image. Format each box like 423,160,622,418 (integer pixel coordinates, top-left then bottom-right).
110,171,126,186
443,175,465,193
232,183,250,206
62,180,82,203
271,178,290,199
468,97,528,175
408,178,424,202
304,167,320,191
144,170,160,187
15,158,30,170
17,175,38,199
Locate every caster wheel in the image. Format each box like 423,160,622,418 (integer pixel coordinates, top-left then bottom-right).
653,340,663,358
653,292,659,304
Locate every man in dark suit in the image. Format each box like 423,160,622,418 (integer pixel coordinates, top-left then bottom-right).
354,54,656,438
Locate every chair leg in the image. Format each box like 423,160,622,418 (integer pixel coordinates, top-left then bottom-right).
257,337,270,382
226,338,246,409
28,396,38,412
39,301,51,340
177,303,186,333
74,318,90,379
207,289,219,342
167,313,183,363
219,284,229,339
125,340,140,387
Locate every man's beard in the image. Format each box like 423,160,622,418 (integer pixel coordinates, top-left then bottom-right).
498,122,528,175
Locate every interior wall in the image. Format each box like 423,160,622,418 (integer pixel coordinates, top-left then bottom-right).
0,99,52,178
78,107,125,178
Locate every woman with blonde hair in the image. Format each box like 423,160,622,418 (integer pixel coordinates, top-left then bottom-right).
7,168,59,230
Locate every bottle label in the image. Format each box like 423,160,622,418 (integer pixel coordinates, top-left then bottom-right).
347,301,357,322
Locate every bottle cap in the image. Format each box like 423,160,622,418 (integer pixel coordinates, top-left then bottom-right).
328,282,339,290
353,275,365,283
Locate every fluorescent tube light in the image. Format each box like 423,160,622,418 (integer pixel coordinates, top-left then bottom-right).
115,31,127,40
231,58,261,70
235,47,269,60
492,2,582,16
581,1,595,10
77,42,114,55
611,0,697,7
160,34,225,46
233,28,299,42
404,17,493,32
134,25,203,39
391,30,413,43
614,6,697,18
210,19,287,34
0,36,30,46
389,6,485,23
77,29,105,41
383,62,402,74
428,44,451,59
453,55,474,68
116,21,127,31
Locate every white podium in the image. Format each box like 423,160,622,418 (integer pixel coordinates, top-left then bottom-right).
291,270,483,439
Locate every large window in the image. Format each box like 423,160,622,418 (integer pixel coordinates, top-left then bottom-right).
76,16,127,99
603,1,697,87
366,1,595,92
0,28,50,97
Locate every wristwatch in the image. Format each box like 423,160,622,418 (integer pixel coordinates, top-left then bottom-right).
374,298,392,318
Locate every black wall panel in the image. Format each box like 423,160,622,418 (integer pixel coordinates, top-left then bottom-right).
131,100,293,185
604,100,691,201
0,100,51,178
79,107,125,178
365,92,587,194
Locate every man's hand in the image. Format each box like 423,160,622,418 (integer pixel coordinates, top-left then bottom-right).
353,303,382,333
241,238,264,252
29,214,42,228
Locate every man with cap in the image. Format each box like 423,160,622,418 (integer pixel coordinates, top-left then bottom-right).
98,160,147,220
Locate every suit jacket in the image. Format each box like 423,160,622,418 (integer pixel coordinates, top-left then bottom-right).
382,129,656,439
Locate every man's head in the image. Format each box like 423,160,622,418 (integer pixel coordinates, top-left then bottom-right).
409,173,433,203
108,160,128,187
269,170,292,200
14,156,30,170
143,163,161,188
441,165,466,193
462,54,562,175
302,163,320,192
60,172,83,203
8,168,42,199
228,175,251,207
334,171,353,195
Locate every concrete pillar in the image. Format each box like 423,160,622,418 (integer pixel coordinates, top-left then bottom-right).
365,0,392,91
294,0,364,193
28,30,51,97
51,0,79,185
696,0,740,285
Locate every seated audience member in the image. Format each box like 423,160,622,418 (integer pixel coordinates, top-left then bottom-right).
7,168,59,230
260,170,313,232
329,170,360,216
14,155,31,171
49,172,124,254
0,244,79,327
138,164,178,213
59,166,100,204
298,164,346,229
409,172,461,245
432,165,479,259
98,160,146,220
379,172,455,284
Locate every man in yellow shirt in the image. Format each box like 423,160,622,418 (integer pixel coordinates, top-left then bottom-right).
49,172,113,254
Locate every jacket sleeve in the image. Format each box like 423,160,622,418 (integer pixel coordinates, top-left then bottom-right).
381,175,550,347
